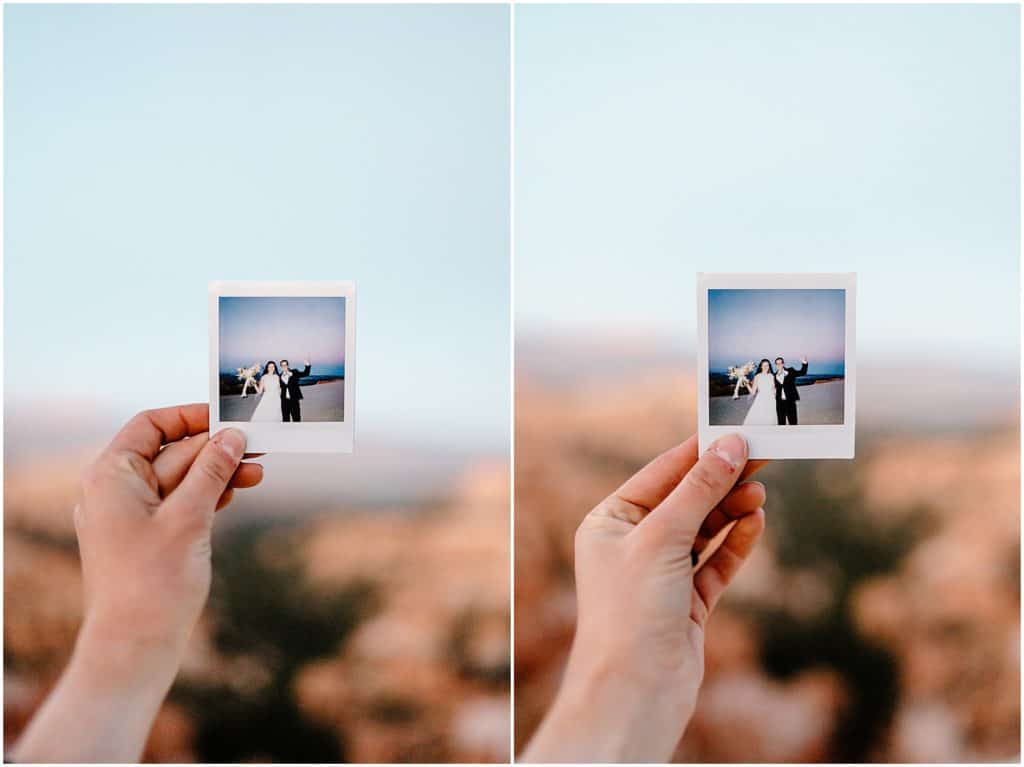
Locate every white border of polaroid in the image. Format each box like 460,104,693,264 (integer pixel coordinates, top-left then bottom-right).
209,281,356,453
696,273,856,460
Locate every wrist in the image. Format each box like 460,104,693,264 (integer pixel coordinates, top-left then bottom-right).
13,618,184,763
71,615,183,696
524,643,695,763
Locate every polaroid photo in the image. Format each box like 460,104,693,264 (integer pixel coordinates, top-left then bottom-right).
697,273,856,460
209,281,355,453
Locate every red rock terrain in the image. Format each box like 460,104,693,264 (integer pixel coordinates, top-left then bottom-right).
513,356,1019,763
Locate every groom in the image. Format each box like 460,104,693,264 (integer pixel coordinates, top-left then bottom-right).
774,356,808,425
279,358,312,422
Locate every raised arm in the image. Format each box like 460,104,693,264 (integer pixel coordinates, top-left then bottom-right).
521,434,767,762
796,358,808,376
13,405,263,763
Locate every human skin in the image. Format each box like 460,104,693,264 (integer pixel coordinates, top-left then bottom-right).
13,404,264,763
522,433,766,763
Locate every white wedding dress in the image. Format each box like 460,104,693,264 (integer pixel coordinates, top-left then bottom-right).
252,373,282,422
742,371,778,425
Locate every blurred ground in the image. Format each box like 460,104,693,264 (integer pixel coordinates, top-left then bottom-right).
4,411,509,763
514,337,1019,763
4,336,1020,764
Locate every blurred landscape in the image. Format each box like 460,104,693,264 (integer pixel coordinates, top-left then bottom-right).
4,326,1020,765
515,334,1019,763
4,404,510,763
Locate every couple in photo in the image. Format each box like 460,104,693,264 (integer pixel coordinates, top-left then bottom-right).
239,358,312,422
742,357,808,426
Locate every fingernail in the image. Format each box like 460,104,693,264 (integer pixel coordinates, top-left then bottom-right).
213,429,246,461
708,433,746,472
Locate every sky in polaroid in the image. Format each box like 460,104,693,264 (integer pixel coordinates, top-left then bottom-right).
708,290,846,375
698,274,856,459
219,297,346,375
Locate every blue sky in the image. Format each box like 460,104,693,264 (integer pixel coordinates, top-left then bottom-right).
515,5,1020,364
5,5,510,452
708,289,845,373
219,297,346,373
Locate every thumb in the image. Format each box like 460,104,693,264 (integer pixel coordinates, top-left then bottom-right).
637,433,748,548
161,428,246,531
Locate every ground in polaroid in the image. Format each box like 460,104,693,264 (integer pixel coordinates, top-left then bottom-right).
697,274,856,459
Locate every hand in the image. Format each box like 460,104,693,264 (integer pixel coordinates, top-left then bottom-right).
77,403,262,652
14,404,263,763
522,433,766,763
802,357,808,364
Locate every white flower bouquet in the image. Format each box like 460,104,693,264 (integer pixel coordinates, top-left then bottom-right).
727,361,755,399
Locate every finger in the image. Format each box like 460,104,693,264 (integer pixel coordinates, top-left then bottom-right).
216,488,234,511
611,441,764,517
639,433,748,545
230,463,263,489
740,460,769,481
153,434,209,496
154,439,263,497
692,507,765,626
161,428,246,531
693,481,766,553
107,404,209,461
611,435,699,514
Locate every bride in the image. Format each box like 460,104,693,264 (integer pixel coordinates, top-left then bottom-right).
251,361,282,422
742,358,778,426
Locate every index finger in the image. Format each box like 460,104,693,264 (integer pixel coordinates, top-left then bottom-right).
611,435,699,513
107,404,210,460
612,436,767,514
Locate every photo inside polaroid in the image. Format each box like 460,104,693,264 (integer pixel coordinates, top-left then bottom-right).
708,288,845,427
218,296,346,424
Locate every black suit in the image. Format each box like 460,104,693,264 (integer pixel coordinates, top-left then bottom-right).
279,363,311,422
774,361,808,425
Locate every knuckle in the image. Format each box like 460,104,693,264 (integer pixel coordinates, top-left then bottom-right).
574,515,606,552
80,450,137,489
115,451,150,477
574,523,588,551
597,495,647,526
127,411,152,432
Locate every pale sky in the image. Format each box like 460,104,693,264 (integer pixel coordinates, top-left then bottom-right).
516,4,1020,364
5,4,1020,458
5,4,510,452
708,289,845,372
219,297,346,373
